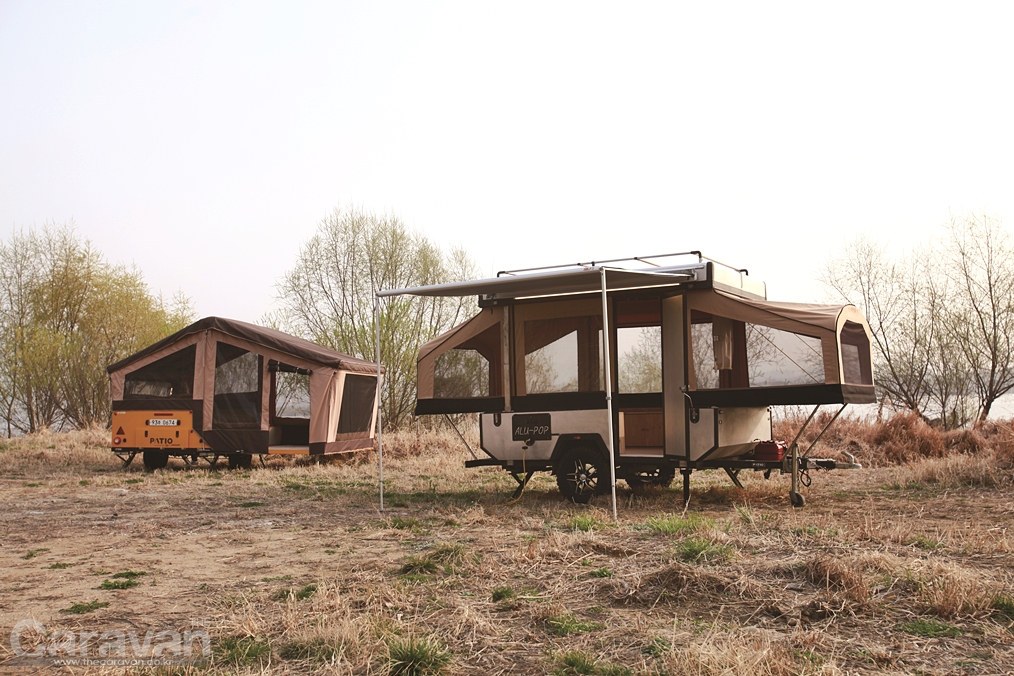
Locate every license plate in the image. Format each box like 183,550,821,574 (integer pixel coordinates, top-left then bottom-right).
148,419,180,427
511,413,551,441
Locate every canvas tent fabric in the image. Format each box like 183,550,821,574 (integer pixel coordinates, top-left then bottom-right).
412,286,875,409
108,317,382,455
108,316,378,375
686,289,874,387
417,307,504,399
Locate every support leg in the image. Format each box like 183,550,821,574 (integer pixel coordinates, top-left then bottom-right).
681,469,692,508
510,471,535,500
790,443,805,508
724,467,744,489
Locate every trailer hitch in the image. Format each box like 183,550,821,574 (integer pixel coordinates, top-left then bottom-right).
788,451,863,473
783,404,860,508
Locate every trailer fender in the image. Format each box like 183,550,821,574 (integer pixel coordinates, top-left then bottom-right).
550,434,610,468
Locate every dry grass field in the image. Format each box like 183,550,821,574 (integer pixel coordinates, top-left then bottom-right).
1,415,1013,675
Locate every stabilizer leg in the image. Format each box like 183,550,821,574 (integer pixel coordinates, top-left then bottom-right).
790,442,805,508
724,467,744,489
510,471,535,500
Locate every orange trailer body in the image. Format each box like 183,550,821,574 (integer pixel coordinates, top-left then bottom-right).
110,409,210,452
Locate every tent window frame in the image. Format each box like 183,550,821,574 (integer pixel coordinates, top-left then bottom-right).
123,345,197,400
212,342,264,429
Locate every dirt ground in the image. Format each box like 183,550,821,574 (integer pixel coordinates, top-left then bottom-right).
1,428,1013,675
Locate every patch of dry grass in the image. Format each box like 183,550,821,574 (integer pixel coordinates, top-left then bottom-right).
654,628,836,676
0,425,111,477
805,554,871,607
774,411,1014,492
4,421,1014,674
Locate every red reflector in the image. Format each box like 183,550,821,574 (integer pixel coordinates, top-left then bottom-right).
113,437,121,444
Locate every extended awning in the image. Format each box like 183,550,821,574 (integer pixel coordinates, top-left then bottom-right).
377,265,700,300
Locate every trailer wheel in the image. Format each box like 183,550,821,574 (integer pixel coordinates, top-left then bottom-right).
228,453,253,470
555,446,608,504
790,491,806,508
626,467,676,492
142,450,169,471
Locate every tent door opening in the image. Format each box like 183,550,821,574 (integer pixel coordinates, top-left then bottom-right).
268,360,311,453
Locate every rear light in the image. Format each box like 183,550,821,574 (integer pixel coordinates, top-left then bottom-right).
113,437,121,444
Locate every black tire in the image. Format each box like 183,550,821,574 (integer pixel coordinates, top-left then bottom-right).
555,446,609,504
790,491,806,508
142,450,169,471
228,453,253,470
626,466,676,493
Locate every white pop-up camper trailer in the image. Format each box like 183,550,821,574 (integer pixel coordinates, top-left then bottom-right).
378,252,874,513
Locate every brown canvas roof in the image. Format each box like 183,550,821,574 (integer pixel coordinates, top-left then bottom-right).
107,316,380,375
705,290,864,335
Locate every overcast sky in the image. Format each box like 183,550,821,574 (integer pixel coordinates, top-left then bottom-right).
2,1,1013,323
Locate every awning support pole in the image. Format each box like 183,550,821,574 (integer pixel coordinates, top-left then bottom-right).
600,268,617,521
374,294,385,512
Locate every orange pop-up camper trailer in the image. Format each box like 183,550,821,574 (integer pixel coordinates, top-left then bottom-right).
107,317,382,470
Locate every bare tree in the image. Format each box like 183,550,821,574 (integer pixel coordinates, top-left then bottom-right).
0,231,36,435
943,212,1014,422
275,206,477,428
824,215,1014,428
823,237,939,417
0,224,194,434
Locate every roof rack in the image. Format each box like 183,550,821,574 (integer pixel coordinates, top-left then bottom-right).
496,251,749,277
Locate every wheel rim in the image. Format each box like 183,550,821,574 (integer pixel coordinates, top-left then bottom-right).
566,459,599,495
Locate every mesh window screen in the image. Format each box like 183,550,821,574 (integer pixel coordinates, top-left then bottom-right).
690,321,719,389
434,350,490,398
840,321,873,385
275,371,311,418
124,345,196,399
338,374,377,434
213,343,262,427
745,325,824,387
524,315,602,393
617,326,661,393
433,323,501,398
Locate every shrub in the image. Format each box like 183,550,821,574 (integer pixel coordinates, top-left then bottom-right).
551,650,634,675
543,613,603,636
214,635,272,665
272,583,318,601
674,537,733,564
400,556,439,575
898,618,961,638
805,554,870,605
61,600,108,614
644,512,710,536
570,514,602,532
992,594,1014,621
277,636,339,662
491,587,515,602
386,635,450,676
